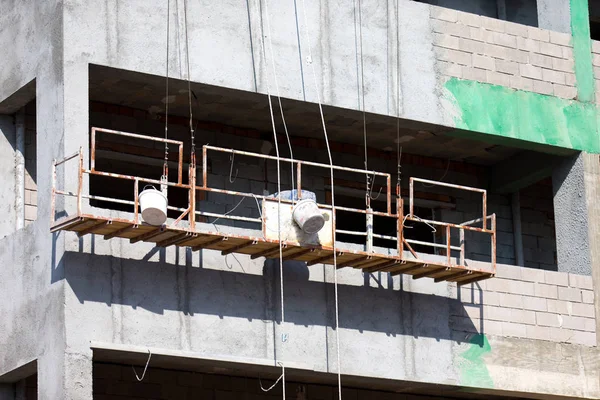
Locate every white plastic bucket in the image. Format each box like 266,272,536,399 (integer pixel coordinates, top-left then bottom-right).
292,199,325,234
139,185,168,226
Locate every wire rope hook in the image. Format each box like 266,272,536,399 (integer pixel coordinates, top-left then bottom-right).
228,150,239,183
132,349,152,382
368,172,383,201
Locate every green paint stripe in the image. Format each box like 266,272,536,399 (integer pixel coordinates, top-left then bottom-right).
571,0,595,103
444,78,600,153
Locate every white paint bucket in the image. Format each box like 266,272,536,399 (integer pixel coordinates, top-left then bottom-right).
292,199,325,234
139,185,168,226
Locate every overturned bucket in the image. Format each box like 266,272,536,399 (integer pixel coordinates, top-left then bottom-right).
292,199,325,234
138,185,168,226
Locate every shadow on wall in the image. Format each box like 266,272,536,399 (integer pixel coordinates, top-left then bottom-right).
61,244,487,346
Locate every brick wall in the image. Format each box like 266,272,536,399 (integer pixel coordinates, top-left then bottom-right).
24,101,37,225
431,6,577,99
453,264,596,346
592,40,600,101
93,363,457,400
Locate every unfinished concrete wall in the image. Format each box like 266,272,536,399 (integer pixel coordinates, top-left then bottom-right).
431,6,576,98
0,115,16,239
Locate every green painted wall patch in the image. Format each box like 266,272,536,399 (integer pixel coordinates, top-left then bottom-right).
570,0,595,103
444,78,600,153
459,334,493,389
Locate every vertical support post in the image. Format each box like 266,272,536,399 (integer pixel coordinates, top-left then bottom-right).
409,178,414,217
459,228,465,266
134,178,139,224
397,198,404,259
491,213,497,275
296,162,302,199
190,165,196,230
511,191,524,266
90,127,96,171
386,175,391,214
482,191,487,229
178,143,183,184
366,209,373,253
202,146,207,188
446,225,451,267
77,147,83,216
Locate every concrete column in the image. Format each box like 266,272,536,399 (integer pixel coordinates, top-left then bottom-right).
37,351,92,400
552,152,591,275
537,0,571,33
582,152,600,345
0,384,14,400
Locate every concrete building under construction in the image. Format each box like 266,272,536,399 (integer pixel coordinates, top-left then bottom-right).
1,0,600,399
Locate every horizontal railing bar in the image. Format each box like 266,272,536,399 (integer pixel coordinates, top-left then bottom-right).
410,177,487,193
94,127,184,146
336,230,366,236
194,211,262,223
372,233,397,241
85,170,191,188
204,145,390,178
405,216,494,233
460,215,493,227
54,151,81,166
405,238,461,251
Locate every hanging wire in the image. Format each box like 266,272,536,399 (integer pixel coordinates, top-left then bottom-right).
163,0,171,181
263,0,296,201
254,5,287,398
395,0,402,198
299,0,342,398
183,0,196,167
132,350,152,382
357,0,370,207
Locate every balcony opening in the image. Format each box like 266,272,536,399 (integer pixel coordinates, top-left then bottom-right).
415,0,538,27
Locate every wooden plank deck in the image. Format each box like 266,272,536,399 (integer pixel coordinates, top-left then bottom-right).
51,214,494,284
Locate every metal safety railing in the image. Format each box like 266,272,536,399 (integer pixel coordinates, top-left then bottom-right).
51,127,496,275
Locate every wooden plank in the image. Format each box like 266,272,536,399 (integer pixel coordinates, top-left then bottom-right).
250,244,286,260
50,217,86,233
157,232,196,247
104,224,138,240
282,248,315,261
390,263,427,276
307,252,342,266
77,220,112,237
412,266,446,280
191,237,227,251
130,227,166,244
336,256,370,269
457,273,493,286
363,259,401,273
435,270,472,283
222,240,258,255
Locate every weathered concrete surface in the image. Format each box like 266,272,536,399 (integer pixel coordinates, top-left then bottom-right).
537,0,571,33
552,153,591,275
583,152,600,345
0,115,16,239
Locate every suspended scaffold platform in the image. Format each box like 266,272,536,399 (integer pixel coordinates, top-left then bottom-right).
51,127,496,285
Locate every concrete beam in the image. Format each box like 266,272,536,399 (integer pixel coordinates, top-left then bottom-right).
582,152,600,344
490,151,560,193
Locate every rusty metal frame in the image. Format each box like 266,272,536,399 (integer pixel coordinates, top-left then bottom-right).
51,127,496,280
